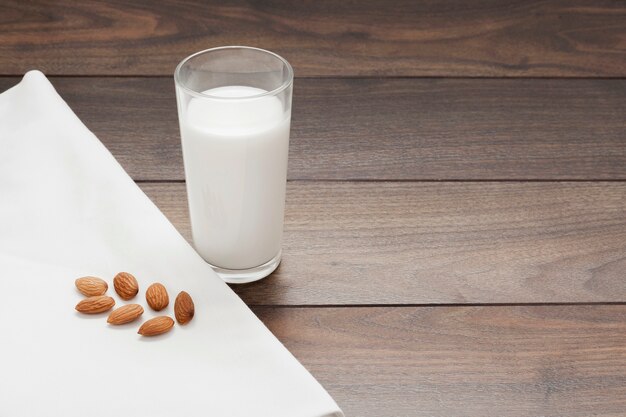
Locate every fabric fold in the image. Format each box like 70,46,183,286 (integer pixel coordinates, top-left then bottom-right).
0,71,343,417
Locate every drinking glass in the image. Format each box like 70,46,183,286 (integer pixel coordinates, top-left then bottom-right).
174,46,293,283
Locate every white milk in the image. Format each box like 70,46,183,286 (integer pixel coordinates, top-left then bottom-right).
180,86,290,270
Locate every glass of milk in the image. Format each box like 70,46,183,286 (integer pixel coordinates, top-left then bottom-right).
174,46,293,283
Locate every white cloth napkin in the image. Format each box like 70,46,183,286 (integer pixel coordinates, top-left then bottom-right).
0,71,343,417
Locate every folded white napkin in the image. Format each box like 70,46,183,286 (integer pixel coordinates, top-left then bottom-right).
0,71,343,417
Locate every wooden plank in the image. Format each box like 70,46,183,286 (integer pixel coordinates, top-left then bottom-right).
255,305,626,416
0,77,623,180
1,0,625,76
141,181,626,305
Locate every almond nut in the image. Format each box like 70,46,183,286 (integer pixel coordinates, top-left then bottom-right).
138,316,174,337
75,296,115,314
75,276,108,297
174,291,195,325
107,304,144,325
113,272,139,300
146,283,169,311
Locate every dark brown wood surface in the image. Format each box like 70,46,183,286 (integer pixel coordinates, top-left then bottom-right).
1,0,625,77
0,77,623,181
256,305,626,417
2,1,626,415
141,182,626,305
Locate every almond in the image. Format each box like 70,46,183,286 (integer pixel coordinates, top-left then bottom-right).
75,276,108,297
146,283,169,311
113,272,139,300
174,291,195,325
107,304,144,325
138,316,174,337
75,296,115,314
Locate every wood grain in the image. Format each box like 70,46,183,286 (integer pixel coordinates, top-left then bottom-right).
1,0,625,77
255,305,626,417
0,76,623,181
141,181,626,305
4,3,626,415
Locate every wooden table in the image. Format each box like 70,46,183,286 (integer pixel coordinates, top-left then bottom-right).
2,1,625,415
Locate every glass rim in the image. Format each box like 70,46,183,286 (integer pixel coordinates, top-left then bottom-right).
174,46,294,101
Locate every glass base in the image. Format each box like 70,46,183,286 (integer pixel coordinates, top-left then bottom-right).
209,250,281,284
